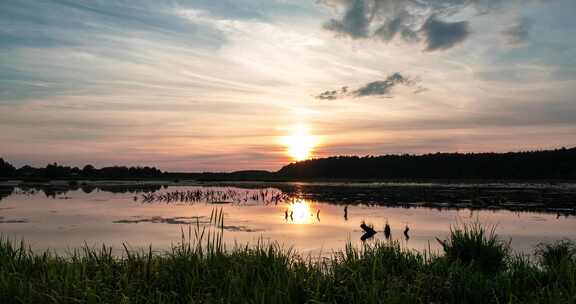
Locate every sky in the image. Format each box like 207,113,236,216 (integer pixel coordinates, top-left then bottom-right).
1,0,575,172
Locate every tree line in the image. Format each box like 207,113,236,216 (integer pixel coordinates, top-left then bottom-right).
277,147,576,180
0,159,162,179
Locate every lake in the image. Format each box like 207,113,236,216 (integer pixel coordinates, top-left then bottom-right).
1,182,575,257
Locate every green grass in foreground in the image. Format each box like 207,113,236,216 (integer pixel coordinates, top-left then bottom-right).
1,218,575,303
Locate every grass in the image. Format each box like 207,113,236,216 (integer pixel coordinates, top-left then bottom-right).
436,222,510,274
535,240,576,269
0,220,575,303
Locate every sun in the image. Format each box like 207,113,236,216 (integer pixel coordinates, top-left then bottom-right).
282,126,318,161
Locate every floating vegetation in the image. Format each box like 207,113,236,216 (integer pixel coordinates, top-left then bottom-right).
113,215,263,232
0,217,28,224
140,187,290,205
113,216,206,225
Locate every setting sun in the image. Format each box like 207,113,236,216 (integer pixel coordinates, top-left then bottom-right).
282,126,318,161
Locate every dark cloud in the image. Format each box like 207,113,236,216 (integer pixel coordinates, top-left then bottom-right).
316,73,422,100
323,0,371,38
316,86,348,100
353,73,413,97
422,16,470,51
320,0,533,51
503,17,532,45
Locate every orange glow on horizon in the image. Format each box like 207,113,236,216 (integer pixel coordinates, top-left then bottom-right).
281,125,318,162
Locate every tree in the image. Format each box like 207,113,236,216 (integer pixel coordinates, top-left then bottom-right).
82,164,97,177
0,158,16,178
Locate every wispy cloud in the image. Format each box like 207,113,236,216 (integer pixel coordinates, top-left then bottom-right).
503,17,532,46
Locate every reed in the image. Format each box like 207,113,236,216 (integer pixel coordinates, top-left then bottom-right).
0,221,574,303
140,187,289,205
535,239,576,269
436,222,510,274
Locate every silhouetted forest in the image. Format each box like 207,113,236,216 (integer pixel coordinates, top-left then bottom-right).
277,147,576,180
2,147,576,181
0,159,162,180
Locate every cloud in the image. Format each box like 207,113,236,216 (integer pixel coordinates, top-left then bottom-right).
323,0,371,38
316,86,349,100
316,73,422,100
354,73,414,97
503,17,532,45
319,0,534,51
374,12,419,43
422,16,470,51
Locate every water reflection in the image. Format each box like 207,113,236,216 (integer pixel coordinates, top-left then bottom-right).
4,182,576,216
404,225,410,241
384,222,391,240
360,221,377,241
287,200,315,224
0,186,14,202
0,184,575,257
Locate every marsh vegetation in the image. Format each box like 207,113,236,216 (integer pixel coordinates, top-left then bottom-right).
1,219,575,304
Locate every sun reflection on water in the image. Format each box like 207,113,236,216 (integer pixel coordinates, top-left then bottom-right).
288,199,315,224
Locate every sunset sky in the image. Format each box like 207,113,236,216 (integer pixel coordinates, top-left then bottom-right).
1,0,575,171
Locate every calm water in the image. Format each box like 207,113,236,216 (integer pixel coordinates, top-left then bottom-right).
0,184,575,257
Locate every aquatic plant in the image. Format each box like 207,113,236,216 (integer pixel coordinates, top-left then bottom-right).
140,187,289,205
